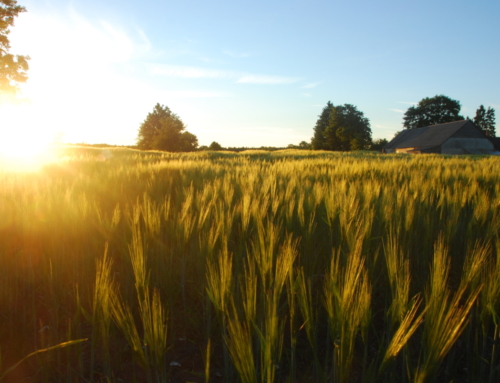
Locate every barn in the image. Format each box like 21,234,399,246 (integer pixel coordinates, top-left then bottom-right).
383,120,500,155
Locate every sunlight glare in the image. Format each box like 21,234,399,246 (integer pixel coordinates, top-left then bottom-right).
6,10,153,146
0,104,57,171
0,136,55,172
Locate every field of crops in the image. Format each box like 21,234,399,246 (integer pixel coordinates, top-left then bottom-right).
1,147,500,383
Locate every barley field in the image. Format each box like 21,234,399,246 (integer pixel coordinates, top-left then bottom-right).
1,147,500,383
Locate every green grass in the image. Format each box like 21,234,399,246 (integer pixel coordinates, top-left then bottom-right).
1,147,500,382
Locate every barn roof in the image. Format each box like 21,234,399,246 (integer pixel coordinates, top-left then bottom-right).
383,120,475,150
488,137,500,151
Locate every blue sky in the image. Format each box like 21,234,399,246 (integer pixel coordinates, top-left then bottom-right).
4,0,500,147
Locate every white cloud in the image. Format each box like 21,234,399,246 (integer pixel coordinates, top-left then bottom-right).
301,82,321,89
398,101,417,105
374,125,400,140
150,64,301,85
302,93,312,97
236,74,300,84
389,108,405,113
150,64,229,79
135,28,153,56
157,90,229,98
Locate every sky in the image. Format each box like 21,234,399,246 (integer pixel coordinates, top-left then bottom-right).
2,0,500,148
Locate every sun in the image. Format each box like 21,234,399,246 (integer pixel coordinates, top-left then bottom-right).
0,136,55,172
0,104,57,172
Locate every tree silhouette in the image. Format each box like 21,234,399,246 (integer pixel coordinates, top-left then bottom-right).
474,105,496,137
0,0,29,100
208,141,222,150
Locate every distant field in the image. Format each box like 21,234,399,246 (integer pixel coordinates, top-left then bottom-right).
1,147,500,383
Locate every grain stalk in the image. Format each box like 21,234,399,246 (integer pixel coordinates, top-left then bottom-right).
415,238,482,383
324,240,371,383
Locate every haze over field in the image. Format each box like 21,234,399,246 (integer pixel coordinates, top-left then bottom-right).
3,0,500,147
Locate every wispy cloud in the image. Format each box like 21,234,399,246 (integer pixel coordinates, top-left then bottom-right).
236,74,300,84
374,125,401,140
150,64,228,79
398,101,417,105
302,93,312,97
301,82,321,89
150,64,301,85
158,90,228,98
389,108,405,113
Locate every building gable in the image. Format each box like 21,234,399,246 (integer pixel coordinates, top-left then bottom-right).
383,120,498,154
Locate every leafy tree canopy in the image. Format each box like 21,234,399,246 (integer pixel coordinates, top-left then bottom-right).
474,105,496,137
0,0,29,100
298,140,311,149
403,95,463,129
326,104,372,151
208,141,222,151
370,138,389,151
136,103,198,152
311,101,333,150
312,103,372,151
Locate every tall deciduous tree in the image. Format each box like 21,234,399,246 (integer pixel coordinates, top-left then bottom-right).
403,95,463,129
0,0,29,100
322,104,372,151
474,105,496,137
136,104,198,152
311,101,333,150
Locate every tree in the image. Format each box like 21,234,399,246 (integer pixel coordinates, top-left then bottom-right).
136,103,198,152
298,141,311,149
179,131,198,151
474,105,496,137
311,101,333,149
208,141,222,150
0,0,29,100
370,138,389,151
403,95,463,129
322,104,372,151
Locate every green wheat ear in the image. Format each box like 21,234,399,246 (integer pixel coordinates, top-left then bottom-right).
0,339,87,381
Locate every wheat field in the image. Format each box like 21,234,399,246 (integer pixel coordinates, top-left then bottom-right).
1,146,500,383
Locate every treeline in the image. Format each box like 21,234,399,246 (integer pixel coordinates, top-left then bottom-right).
135,103,389,153
311,95,496,152
131,95,495,154
64,143,138,149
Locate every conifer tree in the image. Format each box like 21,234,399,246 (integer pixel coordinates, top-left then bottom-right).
474,105,496,137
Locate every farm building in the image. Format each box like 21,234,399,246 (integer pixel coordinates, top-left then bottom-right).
383,120,500,155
